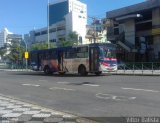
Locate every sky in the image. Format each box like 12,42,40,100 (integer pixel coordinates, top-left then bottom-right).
0,0,145,35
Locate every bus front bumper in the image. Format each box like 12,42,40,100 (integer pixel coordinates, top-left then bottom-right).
99,64,117,72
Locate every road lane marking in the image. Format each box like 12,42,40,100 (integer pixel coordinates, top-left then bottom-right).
96,93,136,101
57,82,70,84
38,80,48,82
22,84,40,87
49,87,75,91
121,87,159,93
83,84,100,87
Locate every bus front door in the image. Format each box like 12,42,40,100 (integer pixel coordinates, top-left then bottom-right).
89,47,99,72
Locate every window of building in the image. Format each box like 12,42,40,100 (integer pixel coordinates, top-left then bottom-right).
114,28,119,35
57,26,65,31
50,39,56,42
49,28,56,33
35,32,40,36
79,36,82,44
41,30,47,35
136,22,152,31
80,10,83,13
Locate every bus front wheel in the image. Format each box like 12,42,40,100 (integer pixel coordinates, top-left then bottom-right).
95,71,102,76
58,71,65,75
78,65,88,76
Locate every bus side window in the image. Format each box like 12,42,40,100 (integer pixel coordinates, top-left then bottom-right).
65,48,76,59
76,47,88,58
39,53,43,60
51,50,57,59
45,51,50,60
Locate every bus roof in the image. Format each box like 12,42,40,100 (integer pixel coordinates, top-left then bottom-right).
30,43,116,53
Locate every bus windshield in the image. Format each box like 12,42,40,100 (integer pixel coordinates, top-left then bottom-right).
100,46,116,59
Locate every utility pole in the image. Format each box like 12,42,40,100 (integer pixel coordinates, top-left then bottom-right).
23,40,28,70
47,0,50,49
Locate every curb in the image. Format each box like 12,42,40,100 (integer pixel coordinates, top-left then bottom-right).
111,73,160,76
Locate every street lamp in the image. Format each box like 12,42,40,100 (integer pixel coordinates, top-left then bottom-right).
47,0,50,49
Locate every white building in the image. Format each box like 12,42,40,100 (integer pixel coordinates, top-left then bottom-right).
0,28,12,48
0,28,22,61
26,0,87,46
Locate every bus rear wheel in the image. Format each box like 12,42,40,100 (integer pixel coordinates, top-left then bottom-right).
44,66,52,75
78,65,88,76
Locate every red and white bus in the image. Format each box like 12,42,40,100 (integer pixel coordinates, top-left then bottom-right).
30,43,117,75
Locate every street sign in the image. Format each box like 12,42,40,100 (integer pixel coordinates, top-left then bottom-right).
25,52,29,59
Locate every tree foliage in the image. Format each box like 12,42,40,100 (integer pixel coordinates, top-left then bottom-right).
6,42,25,64
58,31,79,47
30,42,56,51
0,47,7,60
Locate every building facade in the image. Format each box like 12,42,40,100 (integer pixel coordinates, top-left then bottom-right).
0,28,12,48
0,28,22,61
0,28,22,48
106,0,160,62
26,0,87,46
86,19,109,44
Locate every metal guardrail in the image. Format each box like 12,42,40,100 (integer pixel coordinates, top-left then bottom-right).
118,62,160,70
114,62,160,75
0,63,32,71
1,62,160,75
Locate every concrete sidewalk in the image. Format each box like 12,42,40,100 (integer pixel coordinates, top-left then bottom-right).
0,94,97,123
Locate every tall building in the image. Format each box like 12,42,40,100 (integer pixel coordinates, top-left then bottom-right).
0,28,12,48
25,0,87,46
0,28,22,61
0,28,22,48
106,0,160,62
86,19,108,44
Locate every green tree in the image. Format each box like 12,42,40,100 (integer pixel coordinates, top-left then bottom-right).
59,38,72,47
59,31,79,47
67,31,79,44
6,42,25,65
0,47,7,61
30,42,56,51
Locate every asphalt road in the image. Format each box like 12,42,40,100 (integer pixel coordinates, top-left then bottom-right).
0,71,160,123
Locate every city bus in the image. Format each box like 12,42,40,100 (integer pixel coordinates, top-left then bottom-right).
29,43,117,75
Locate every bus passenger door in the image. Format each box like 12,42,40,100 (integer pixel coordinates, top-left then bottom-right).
58,51,64,71
89,47,99,72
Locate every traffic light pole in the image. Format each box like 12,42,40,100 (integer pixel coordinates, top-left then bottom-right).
23,40,28,70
